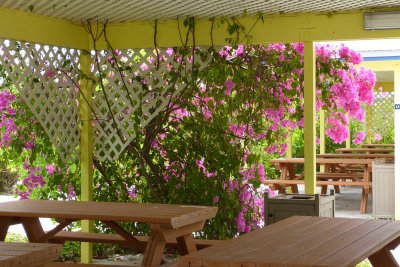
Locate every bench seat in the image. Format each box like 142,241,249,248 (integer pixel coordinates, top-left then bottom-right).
48,230,224,250
264,179,372,187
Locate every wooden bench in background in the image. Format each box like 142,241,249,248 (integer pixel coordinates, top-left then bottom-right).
264,179,372,213
265,172,365,193
49,230,224,251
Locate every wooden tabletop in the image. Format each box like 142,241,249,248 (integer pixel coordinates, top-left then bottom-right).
0,242,62,267
270,157,375,165
362,144,394,148
317,153,394,159
336,148,394,154
177,216,400,267
0,200,218,229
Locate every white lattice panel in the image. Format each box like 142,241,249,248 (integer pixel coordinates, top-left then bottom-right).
93,48,209,161
367,92,395,138
0,39,81,162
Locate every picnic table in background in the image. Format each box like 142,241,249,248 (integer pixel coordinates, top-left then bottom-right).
0,242,62,267
177,216,400,267
336,148,394,154
0,200,218,267
267,158,373,213
362,144,394,148
317,153,394,160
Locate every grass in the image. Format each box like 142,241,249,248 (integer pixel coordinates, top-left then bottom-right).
356,259,372,267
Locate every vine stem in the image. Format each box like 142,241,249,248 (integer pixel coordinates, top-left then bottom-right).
84,20,124,141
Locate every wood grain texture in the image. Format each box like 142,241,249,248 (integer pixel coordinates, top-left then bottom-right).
0,201,217,228
336,148,394,154
177,216,400,267
0,242,61,267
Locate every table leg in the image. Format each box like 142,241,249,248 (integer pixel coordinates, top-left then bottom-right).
368,246,399,267
278,165,288,194
360,165,371,214
21,217,46,242
176,233,197,255
288,165,298,194
141,235,166,267
0,217,12,241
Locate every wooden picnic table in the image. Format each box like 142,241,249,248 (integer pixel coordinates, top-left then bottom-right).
317,153,394,160
362,144,394,148
0,200,217,267
0,242,62,267
177,216,400,267
269,158,373,213
336,148,394,154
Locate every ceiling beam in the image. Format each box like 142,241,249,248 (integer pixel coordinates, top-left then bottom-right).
0,7,88,49
102,9,400,49
1,6,400,50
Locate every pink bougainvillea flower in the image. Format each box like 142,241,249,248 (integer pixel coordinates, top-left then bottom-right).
374,133,382,141
140,63,149,71
24,141,34,150
236,45,245,57
352,131,366,145
166,48,174,56
218,46,231,58
46,163,56,175
224,79,236,96
44,69,56,78
213,196,219,203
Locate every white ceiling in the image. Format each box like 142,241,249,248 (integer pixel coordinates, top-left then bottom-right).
0,0,400,23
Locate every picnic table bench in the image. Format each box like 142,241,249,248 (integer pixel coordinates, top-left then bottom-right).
176,216,400,267
0,242,61,267
362,144,394,148
0,200,218,267
336,148,394,154
267,158,373,213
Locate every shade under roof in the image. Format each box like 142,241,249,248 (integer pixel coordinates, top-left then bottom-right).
1,0,400,24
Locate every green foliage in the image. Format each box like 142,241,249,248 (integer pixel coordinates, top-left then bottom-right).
5,232,27,242
59,242,81,262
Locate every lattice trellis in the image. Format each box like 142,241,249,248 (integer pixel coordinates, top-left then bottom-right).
0,40,210,162
92,48,210,161
0,39,81,162
366,92,394,140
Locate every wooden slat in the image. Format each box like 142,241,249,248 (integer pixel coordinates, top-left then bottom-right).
45,263,133,267
264,179,372,186
0,242,62,267
314,221,400,267
270,158,375,165
336,148,394,154
176,217,400,267
203,218,364,266
48,231,224,250
0,201,217,228
178,216,312,266
317,153,394,159
361,144,394,148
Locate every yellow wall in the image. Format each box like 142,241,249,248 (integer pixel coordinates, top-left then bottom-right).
2,7,400,49
0,7,87,49
375,82,394,92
